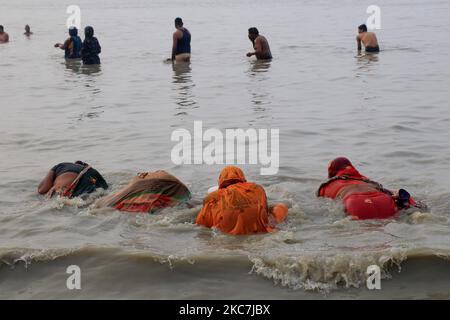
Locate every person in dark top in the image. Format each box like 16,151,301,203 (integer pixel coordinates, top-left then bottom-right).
168,17,191,62
54,26,82,59
81,26,101,65
38,161,108,198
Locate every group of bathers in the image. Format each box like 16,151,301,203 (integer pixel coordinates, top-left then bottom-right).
37,157,424,235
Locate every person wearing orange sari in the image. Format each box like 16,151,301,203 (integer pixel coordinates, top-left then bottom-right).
317,157,422,219
196,166,288,235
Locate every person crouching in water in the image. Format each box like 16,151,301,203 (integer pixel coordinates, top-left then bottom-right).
356,24,379,53
94,170,192,213
196,166,288,235
81,26,101,65
54,26,82,59
246,27,272,60
317,157,423,219
38,161,108,198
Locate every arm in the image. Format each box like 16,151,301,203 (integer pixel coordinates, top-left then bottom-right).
356,35,362,51
38,170,55,195
247,37,262,57
171,31,179,61
55,38,70,50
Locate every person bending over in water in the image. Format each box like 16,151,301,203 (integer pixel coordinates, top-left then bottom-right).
0,25,9,43
24,25,33,37
317,157,424,219
246,27,272,60
196,166,288,235
81,26,101,65
356,24,379,53
95,170,192,213
54,26,82,59
168,17,191,62
38,161,108,198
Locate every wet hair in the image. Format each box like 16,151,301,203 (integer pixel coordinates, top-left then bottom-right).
248,27,259,36
175,17,183,26
75,161,89,167
69,26,78,36
358,24,368,32
25,24,30,30
0,25,4,32
84,26,94,38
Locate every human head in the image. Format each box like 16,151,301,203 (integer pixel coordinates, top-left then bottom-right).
327,157,353,178
175,17,183,28
69,26,78,37
25,25,30,32
218,166,246,189
248,27,259,41
358,24,368,33
84,26,94,38
0,25,4,33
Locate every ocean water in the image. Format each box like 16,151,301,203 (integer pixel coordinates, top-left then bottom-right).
1,0,450,299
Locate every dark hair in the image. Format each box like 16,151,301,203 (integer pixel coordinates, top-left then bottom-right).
358,24,368,32
175,17,183,26
0,25,3,31
248,27,259,35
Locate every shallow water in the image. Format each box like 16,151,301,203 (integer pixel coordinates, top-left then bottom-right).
1,0,450,299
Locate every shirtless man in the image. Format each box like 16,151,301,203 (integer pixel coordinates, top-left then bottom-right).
0,25,9,43
356,24,379,53
24,25,33,37
246,27,272,60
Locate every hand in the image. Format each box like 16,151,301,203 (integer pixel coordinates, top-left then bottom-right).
246,52,253,57
54,43,60,48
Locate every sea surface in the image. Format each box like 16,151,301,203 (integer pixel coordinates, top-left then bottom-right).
1,0,450,299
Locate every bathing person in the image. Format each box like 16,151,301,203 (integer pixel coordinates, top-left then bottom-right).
317,157,421,219
81,26,101,65
0,25,9,43
54,26,82,59
95,170,192,213
24,25,33,36
38,161,108,198
196,166,288,235
356,24,379,53
246,27,272,60
168,17,191,62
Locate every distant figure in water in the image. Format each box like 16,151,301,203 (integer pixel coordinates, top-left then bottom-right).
81,26,101,65
54,26,82,59
24,25,33,37
196,166,288,235
246,27,272,60
317,157,424,219
95,170,192,213
168,17,191,62
0,25,9,43
356,24,379,53
38,161,108,198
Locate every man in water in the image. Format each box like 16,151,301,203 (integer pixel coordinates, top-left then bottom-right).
24,25,33,37
81,26,101,65
0,25,9,43
169,17,191,62
246,27,272,60
356,24,379,53
54,26,82,59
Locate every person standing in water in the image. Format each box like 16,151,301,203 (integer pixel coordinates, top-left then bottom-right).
24,25,33,37
168,17,191,62
54,26,82,59
0,25,9,43
81,26,101,65
356,24,380,53
246,27,272,60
